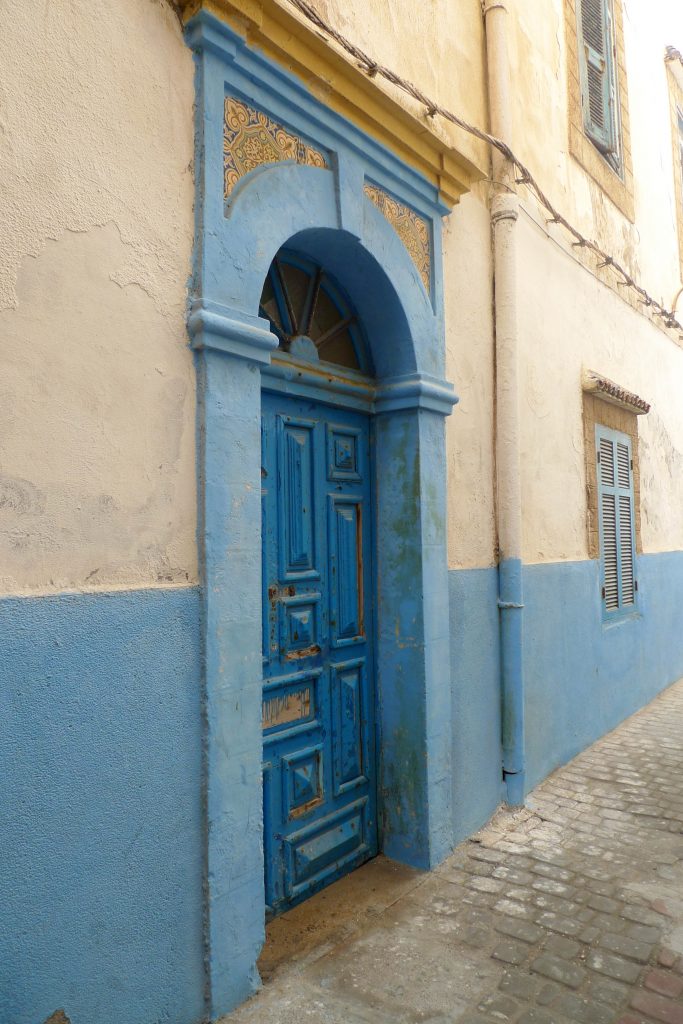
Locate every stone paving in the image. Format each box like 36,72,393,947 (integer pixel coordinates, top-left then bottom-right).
226,680,683,1024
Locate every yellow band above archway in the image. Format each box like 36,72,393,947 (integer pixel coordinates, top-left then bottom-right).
179,0,484,206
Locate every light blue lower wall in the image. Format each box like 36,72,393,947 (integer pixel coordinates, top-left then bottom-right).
0,587,205,1024
447,551,683,842
4,556,683,1023
448,568,503,842
523,550,683,791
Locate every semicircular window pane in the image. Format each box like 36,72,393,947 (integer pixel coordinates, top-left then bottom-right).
259,251,370,373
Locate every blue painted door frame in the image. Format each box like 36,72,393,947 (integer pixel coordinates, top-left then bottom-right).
187,11,459,1018
261,393,377,914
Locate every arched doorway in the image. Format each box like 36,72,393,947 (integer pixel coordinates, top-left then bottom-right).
185,6,482,1009
259,251,378,916
189,154,458,1016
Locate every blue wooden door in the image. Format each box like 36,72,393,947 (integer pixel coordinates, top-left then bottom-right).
261,391,377,916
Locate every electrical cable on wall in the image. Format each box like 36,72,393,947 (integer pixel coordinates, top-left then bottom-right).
284,0,683,338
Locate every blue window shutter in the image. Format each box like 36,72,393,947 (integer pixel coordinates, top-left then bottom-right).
596,425,636,615
577,0,618,157
615,438,635,606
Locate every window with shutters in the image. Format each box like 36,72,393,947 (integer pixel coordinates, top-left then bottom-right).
564,0,634,219
576,0,621,171
596,425,637,618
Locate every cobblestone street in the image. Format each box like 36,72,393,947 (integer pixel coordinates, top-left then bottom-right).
227,680,683,1024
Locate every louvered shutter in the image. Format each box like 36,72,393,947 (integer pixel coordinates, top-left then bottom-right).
616,440,635,605
577,0,616,155
596,426,636,614
598,436,619,610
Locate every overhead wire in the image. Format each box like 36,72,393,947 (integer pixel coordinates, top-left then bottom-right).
283,0,683,337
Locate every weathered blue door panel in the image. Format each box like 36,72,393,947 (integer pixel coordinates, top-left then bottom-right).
261,391,377,916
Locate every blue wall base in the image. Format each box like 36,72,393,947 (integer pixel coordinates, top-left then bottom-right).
4,555,683,1023
0,588,205,1024
447,551,683,832
523,552,683,791
448,567,503,842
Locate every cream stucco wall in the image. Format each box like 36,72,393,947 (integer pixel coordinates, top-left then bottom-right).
510,0,682,306
3,0,682,588
508,0,683,563
310,0,490,177
312,0,683,570
518,210,683,564
443,0,683,568
445,186,497,570
626,4,683,305
0,0,197,595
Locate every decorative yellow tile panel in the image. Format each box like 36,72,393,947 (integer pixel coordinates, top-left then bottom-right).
363,184,431,293
224,97,328,197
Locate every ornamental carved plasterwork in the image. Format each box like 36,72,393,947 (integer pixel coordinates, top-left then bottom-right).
363,183,431,293
223,96,329,198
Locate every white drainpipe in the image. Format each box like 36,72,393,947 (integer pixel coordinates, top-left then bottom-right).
483,0,526,804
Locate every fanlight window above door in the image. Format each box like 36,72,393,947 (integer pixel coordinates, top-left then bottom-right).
259,251,370,373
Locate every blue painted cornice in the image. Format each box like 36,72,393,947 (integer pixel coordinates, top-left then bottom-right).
262,358,458,416
192,301,459,414
188,300,278,364
375,373,459,416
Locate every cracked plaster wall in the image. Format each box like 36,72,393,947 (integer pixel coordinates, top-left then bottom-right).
2,0,682,585
512,0,683,562
316,0,683,569
442,0,683,568
510,0,682,308
518,212,683,563
0,0,196,595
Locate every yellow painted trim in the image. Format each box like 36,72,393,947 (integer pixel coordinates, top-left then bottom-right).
180,0,484,206
564,0,634,222
223,95,328,196
364,183,431,293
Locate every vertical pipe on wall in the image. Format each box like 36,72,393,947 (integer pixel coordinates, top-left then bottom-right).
484,0,526,805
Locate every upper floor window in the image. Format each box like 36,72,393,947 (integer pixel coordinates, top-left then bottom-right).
577,0,621,173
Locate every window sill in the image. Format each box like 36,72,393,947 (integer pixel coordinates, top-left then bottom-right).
602,608,641,630
569,123,635,222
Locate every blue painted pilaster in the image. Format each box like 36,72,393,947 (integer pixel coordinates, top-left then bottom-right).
375,404,453,868
193,310,277,1017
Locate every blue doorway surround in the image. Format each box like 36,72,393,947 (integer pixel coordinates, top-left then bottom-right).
187,10,460,1018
